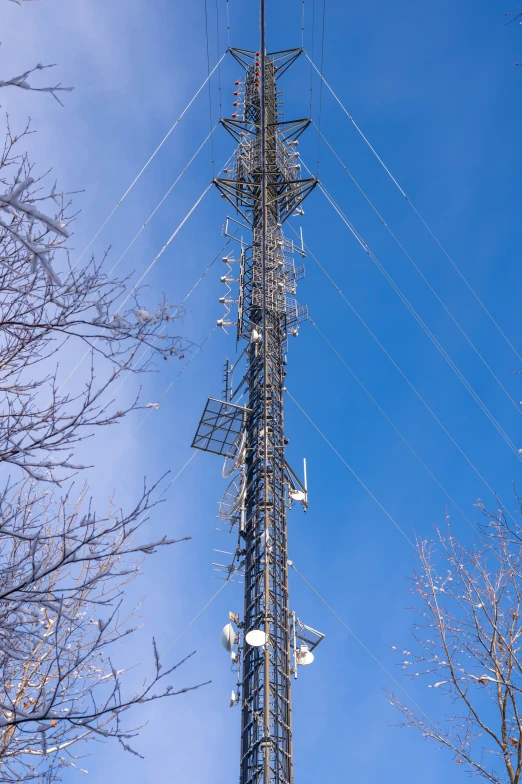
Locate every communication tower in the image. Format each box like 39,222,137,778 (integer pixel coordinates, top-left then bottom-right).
193,3,324,782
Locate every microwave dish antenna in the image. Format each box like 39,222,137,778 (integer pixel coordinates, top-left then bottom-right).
245,629,267,647
296,645,314,666
221,623,237,652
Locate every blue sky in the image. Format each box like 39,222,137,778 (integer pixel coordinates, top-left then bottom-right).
2,0,522,781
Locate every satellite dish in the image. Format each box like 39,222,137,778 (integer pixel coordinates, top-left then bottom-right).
290,490,306,502
221,623,236,652
297,645,314,666
245,629,267,647
223,431,246,478
231,650,239,664
229,690,237,708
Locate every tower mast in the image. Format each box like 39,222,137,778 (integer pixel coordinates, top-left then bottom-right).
192,4,321,782
259,3,272,780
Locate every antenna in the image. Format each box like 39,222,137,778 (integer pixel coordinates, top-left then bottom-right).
245,629,267,647
221,623,236,652
223,358,231,401
191,7,320,781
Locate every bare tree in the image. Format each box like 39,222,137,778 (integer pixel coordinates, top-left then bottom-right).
0,120,188,482
0,46,199,783
390,501,522,784
0,478,205,782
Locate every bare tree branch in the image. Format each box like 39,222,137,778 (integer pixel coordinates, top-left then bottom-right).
0,106,197,780
505,8,522,65
0,66,73,107
0,478,203,782
0,119,189,483
391,499,522,784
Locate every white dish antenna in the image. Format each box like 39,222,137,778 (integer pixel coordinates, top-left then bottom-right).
297,645,314,666
229,690,237,707
245,629,267,647
222,431,246,478
290,490,306,502
221,623,236,652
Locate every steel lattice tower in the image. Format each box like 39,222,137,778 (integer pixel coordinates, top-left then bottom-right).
192,4,320,782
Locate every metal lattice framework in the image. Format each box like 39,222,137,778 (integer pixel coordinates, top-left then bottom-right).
192,9,318,783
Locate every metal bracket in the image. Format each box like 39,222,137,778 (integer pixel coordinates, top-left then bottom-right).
285,458,308,511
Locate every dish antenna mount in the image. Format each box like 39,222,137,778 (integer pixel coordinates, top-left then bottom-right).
291,615,325,678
